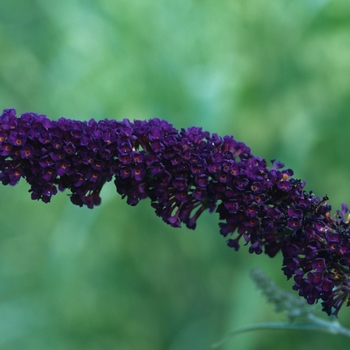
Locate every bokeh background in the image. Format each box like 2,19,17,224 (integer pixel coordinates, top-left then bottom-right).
0,0,350,349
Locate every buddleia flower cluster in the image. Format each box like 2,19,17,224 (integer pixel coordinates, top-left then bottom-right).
1,108,350,316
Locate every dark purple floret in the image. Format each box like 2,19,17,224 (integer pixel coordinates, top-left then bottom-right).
1,108,350,316
281,199,350,317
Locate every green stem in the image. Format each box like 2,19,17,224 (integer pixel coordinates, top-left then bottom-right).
212,314,350,348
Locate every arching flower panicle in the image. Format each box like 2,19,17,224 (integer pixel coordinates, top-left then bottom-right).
1,108,350,316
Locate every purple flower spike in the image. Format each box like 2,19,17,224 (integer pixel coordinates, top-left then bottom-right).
1,108,350,317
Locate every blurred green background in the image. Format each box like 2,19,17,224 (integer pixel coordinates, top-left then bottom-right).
0,0,350,349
